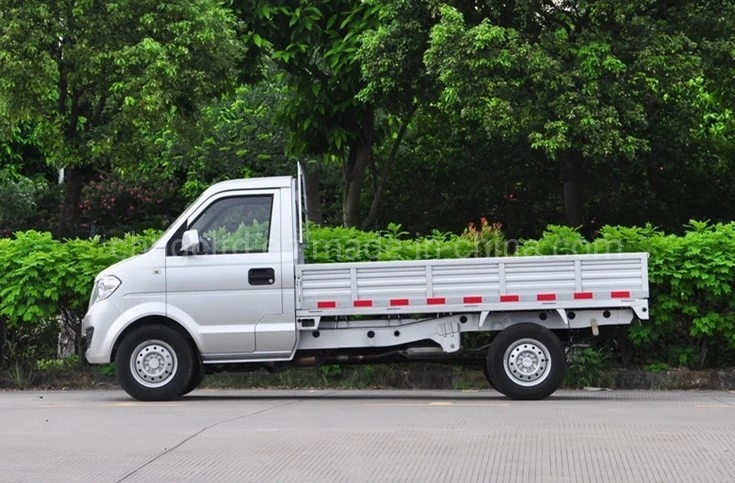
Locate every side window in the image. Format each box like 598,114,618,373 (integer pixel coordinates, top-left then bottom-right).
189,195,273,254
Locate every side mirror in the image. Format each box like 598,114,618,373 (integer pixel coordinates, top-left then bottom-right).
181,229,200,254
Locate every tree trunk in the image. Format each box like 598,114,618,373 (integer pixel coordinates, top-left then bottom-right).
342,106,374,227
562,151,584,227
57,166,85,239
56,79,88,239
360,107,416,230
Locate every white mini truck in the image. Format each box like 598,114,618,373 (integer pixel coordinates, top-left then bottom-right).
83,176,649,401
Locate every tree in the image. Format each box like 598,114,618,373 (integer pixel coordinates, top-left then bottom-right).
0,0,245,237
234,0,384,227
354,0,436,229
167,80,293,196
425,1,733,229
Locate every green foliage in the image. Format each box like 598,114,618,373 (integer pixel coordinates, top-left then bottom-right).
643,362,670,373
0,318,58,368
304,222,498,263
669,345,697,368
6,362,33,389
0,0,247,233
164,79,298,201
641,221,735,367
595,225,662,253
36,354,80,372
243,0,381,158
518,224,663,256
565,347,604,388
204,221,270,254
518,225,591,256
0,168,46,234
0,0,246,167
0,231,63,324
0,230,161,365
320,364,343,381
424,2,735,229
4,217,735,371
100,364,116,377
520,221,735,367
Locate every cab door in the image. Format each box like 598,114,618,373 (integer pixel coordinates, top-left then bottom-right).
165,190,282,359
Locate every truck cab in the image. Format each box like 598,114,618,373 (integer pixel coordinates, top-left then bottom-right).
84,177,301,397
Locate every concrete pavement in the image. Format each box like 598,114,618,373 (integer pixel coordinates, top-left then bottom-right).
1,389,734,482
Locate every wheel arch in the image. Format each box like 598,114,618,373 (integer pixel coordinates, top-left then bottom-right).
112,315,201,363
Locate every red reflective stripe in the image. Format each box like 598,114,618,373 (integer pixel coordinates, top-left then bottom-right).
390,299,410,306
500,295,520,303
427,297,446,305
317,301,336,309
353,300,373,308
464,296,483,304
611,291,631,298
537,293,556,301
574,292,594,300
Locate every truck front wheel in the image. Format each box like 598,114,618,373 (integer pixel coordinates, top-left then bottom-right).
115,325,194,401
487,323,565,400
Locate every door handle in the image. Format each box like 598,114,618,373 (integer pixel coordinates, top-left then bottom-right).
249,268,275,285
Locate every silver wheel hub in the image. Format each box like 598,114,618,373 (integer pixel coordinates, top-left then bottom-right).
130,340,178,388
503,338,551,387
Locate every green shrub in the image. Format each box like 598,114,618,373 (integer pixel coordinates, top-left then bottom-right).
0,230,161,366
641,222,735,367
520,221,735,367
4,219,735,371
304,221,502,263
36,354,80,372
0,169,46,235
565,347,604,388
518,225,591,256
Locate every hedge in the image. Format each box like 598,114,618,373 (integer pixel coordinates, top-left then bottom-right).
1,220,734,368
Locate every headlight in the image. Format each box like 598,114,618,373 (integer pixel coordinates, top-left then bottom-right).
91,275,121,305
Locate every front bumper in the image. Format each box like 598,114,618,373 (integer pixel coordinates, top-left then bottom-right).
82,299,128,364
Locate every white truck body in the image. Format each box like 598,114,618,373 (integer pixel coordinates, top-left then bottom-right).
82,176,649,401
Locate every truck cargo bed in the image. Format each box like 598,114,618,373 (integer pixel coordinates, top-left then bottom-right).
296,253,649,319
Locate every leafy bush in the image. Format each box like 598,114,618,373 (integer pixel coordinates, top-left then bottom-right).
204,221,270,254
642,222,735,367
0,169,47,236
461,218,507,257
565,347,604,388
517,225,591,256
0,230,161,367
520,221,735,367
3,219,735,370
304,221,502,263
36,354,80,372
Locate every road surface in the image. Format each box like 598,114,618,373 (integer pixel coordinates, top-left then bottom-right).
1,389,734,482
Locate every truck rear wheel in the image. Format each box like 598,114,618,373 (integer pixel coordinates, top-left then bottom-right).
488,323,565,400
481,363,496,389
116,325,194,401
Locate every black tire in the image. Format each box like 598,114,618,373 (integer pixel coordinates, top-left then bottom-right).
116,325,195,401
481,362,496,390
180,370,204,396
487,323,565,400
